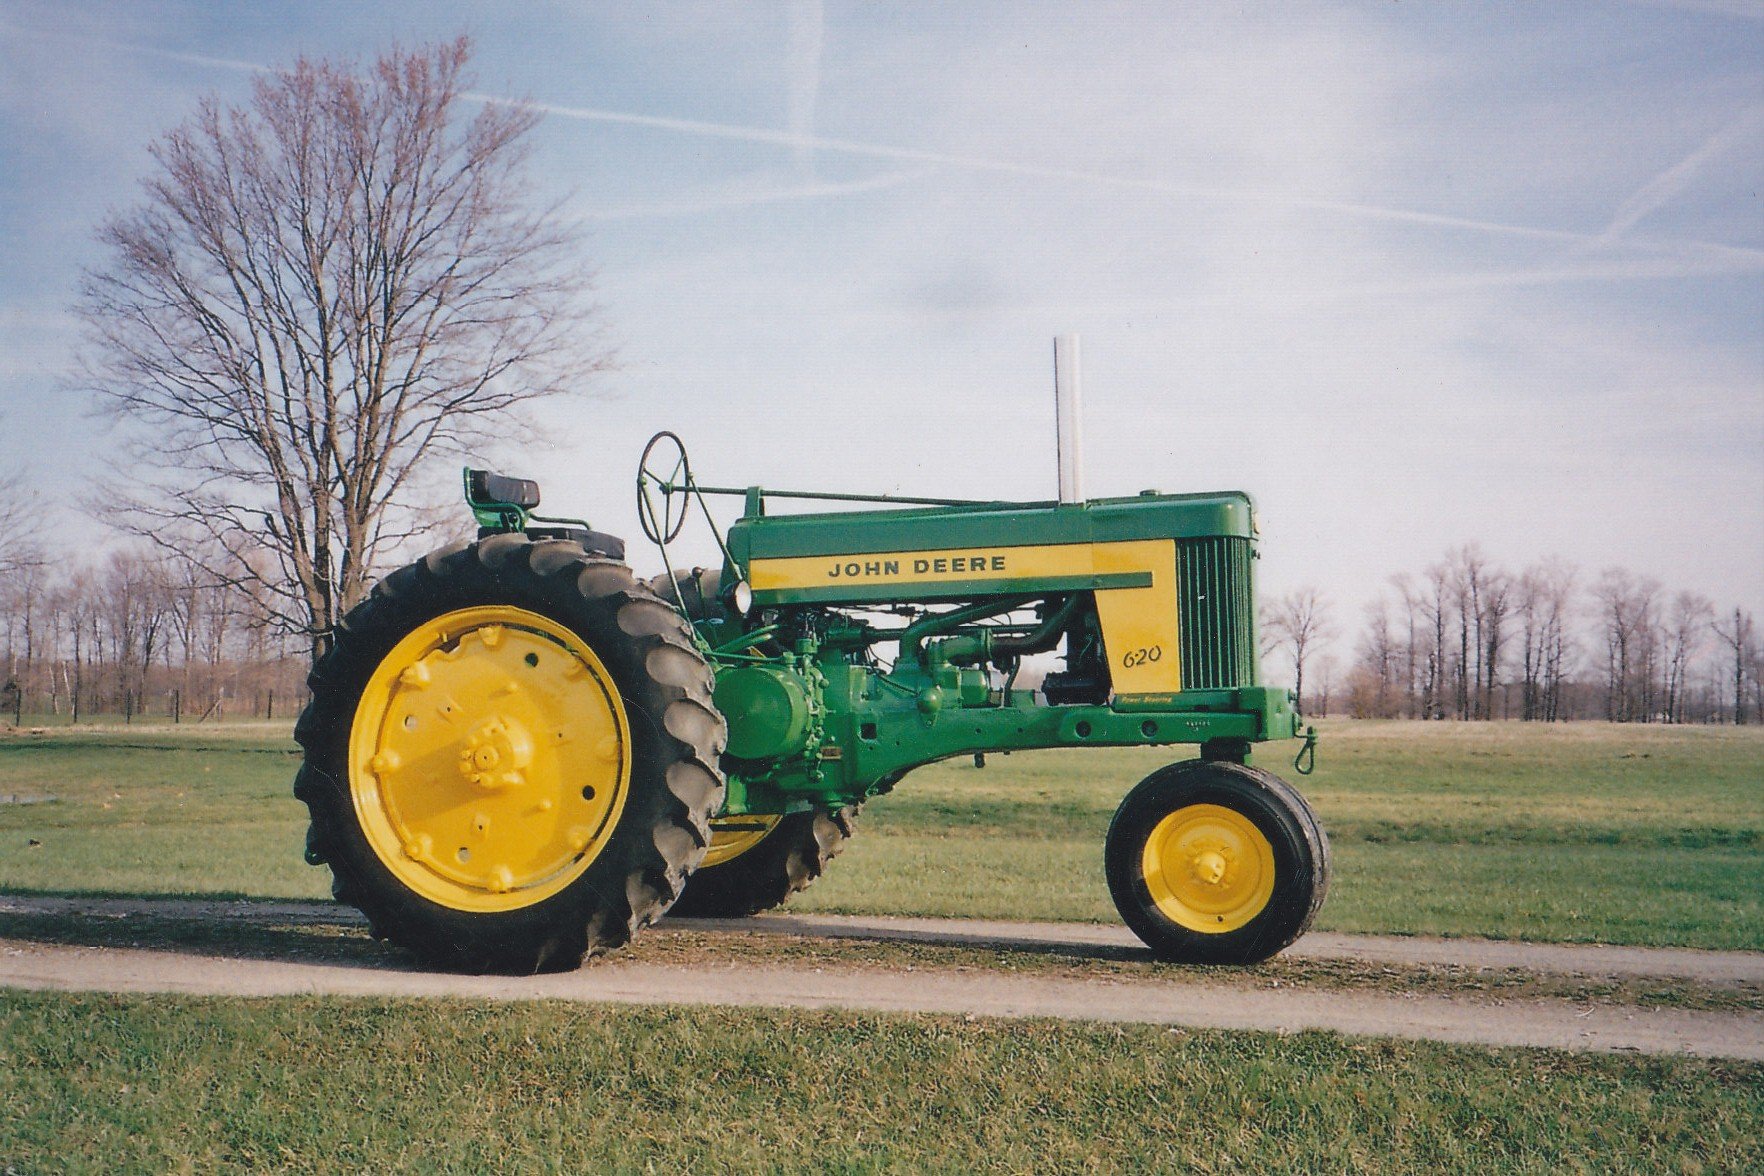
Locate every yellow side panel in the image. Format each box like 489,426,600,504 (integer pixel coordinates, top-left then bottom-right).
1093,540,1182,695
748,539,1183,696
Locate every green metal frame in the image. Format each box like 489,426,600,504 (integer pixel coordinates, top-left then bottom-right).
467,470,1307,821
706,485,1296,816
717,661,1300,817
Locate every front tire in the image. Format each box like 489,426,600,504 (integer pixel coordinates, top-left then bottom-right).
1105,760,1328,964
667,806,858,918
294,535,725,973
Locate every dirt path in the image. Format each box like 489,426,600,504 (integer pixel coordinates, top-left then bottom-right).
2,937,1759,1060
6,893,1762,982
681,911,1764,984
2,896,1761,1059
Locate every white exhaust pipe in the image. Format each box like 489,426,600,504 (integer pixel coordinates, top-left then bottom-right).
1054,333,1084,504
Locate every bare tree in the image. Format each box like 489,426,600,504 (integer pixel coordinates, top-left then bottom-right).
1349,597,1401,718
1263,586,1334,716
1417,561,1454,720
1593,569,1663,722
0,471,42,583
1445,545,1511,720
0,472,46,718
1661,592,1712,724
1712,608,1758,726
1314,652,1339,717
95,551,173,721
1514,559,1576,722
77,38,603,661
1388,573,1425,718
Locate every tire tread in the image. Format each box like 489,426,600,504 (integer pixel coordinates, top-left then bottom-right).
294,535,724,973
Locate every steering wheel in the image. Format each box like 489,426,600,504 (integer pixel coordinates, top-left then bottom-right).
637,430,692,544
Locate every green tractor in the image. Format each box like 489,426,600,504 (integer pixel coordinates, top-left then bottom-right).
295,359,1328,973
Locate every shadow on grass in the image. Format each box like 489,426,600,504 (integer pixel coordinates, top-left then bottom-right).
1,888,1165,968
0,885,340,907
0,907,399,969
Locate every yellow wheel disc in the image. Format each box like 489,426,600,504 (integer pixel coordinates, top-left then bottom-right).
348,606,632,913
1141,803,1276,934
699,814,783,868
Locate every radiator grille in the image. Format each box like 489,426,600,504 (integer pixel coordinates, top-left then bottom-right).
1176,537,1257,689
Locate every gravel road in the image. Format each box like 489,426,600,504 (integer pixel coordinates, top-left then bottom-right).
3,895,1760,1059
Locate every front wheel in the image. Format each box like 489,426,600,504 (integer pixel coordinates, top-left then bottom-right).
1105,760,1329,964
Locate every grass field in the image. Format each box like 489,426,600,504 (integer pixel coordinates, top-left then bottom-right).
3,720,1762,1172
2,992,1759,1174
2,719,1760,948
801,721,1764,949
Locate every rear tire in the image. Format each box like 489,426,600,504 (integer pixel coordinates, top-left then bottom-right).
1105,760,1328,964
295,534,725,973
668,806,858,918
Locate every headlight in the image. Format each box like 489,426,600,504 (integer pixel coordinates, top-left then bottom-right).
731,579,754,614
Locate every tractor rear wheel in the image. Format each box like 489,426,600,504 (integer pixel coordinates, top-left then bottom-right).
1105,760,1328,965
294,534,725,973
667,806,857,918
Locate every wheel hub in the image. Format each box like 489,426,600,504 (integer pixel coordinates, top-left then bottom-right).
348,607,632,913
1141,803,1276,934
458,717,533,790
1190,849,1228,887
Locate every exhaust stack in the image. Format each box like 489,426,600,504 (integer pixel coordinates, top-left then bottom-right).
1054,333,1084,504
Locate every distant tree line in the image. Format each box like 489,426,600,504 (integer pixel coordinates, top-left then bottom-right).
0,536,304,725
1265,545,1762,725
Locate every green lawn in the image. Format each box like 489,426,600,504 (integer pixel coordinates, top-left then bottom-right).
3,722,1762,1173
2,992,1758,1174
798,721,1764,949
0,725,324,900
1,719,1761,948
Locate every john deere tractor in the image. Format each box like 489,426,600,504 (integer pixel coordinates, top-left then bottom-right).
295,400,1328,973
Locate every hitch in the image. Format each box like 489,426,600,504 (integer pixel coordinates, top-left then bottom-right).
1293,726,1319,776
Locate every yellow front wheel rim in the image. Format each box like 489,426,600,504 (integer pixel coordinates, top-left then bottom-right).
699,814,784,868
348,606,632,913
1142,803,1276,934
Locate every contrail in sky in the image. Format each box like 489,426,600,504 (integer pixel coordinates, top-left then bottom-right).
0,22,270,77
1623,0,1764,21
1600,105,1764,242
786,0,824,180
515,94,1764,264
573,168,928,222
11,21,1761,268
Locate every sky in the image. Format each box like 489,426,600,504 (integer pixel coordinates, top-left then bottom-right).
1,0,1761,646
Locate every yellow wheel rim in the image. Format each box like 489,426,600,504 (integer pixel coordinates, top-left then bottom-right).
348,606,632,913
1141,803,1276,934
699,814,783,868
